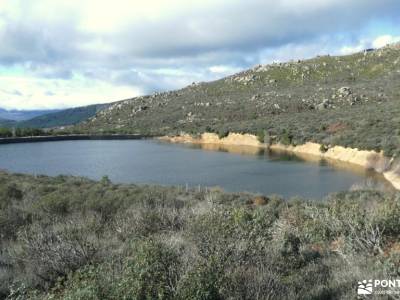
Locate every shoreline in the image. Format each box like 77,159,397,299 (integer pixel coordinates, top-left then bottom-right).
0,134,148,144
159,132,400,191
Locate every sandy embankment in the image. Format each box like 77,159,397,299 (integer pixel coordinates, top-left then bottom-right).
159,132,400,190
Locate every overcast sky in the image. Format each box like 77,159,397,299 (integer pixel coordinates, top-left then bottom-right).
0,0,399,110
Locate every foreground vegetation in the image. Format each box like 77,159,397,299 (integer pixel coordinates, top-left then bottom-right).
0,171,399,299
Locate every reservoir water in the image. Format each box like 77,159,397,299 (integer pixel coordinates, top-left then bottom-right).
0,139,392,198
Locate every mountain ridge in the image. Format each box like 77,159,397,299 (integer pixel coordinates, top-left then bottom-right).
0,108,60,121
74,43,400,157
0,104,109,129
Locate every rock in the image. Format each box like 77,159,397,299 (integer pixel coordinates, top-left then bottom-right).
338,87,352,96
317,99,330,110
138,105,148,112
233,74,258,84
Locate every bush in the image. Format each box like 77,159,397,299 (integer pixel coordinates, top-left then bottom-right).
320,144,329,153
177,258,223,300
256,130,265,143
217,129,229,139
10,214,102,289
279,130,293,146
116,240,181,300
0,128,12,138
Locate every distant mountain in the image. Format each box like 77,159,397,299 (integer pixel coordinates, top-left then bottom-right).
17,104,109,129
0,108,60,121
0,104,109,129
0,117,16,128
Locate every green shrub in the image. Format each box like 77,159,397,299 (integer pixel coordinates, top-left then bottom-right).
280,130,293,146
47,264,115,300
0,128,12,138
116,240,181,300
320,144,329,153
217,129,229,139
177,258,223,300
33,193,70,215
256,130,266,143
0,184,23,209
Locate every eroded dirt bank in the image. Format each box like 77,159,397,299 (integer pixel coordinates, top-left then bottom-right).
159,132,400,190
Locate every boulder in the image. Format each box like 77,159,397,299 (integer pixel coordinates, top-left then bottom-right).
338,87,352,96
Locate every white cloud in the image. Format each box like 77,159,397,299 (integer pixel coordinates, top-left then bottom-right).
0,0,399,109
340,40,369,55
339,34,400,55
372,34,400,48
209,65,242,75
0,75,141,110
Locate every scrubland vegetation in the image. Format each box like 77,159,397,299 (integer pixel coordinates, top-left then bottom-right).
0,171,399,299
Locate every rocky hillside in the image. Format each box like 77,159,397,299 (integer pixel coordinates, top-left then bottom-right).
75,43,400,157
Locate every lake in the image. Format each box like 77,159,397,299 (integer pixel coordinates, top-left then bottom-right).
0,139,392,198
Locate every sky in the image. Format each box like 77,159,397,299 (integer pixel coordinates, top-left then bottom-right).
0,0,399,110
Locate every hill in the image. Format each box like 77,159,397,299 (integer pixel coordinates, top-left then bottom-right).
0,117,16,128
17,103,108,129
0,108,59,121
75,43,400,157
0,104,109,129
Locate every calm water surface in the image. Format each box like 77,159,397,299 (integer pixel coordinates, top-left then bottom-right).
0,140,391,198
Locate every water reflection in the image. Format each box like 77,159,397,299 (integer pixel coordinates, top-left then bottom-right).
178,141,395,192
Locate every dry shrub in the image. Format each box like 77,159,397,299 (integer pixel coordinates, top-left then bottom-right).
8,213,103,289
252,196,269,206
326,122,347,134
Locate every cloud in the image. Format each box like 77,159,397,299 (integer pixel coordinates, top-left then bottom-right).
372,35,400,48
0,75,142,110
340,34,400,55
0,0,399,109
